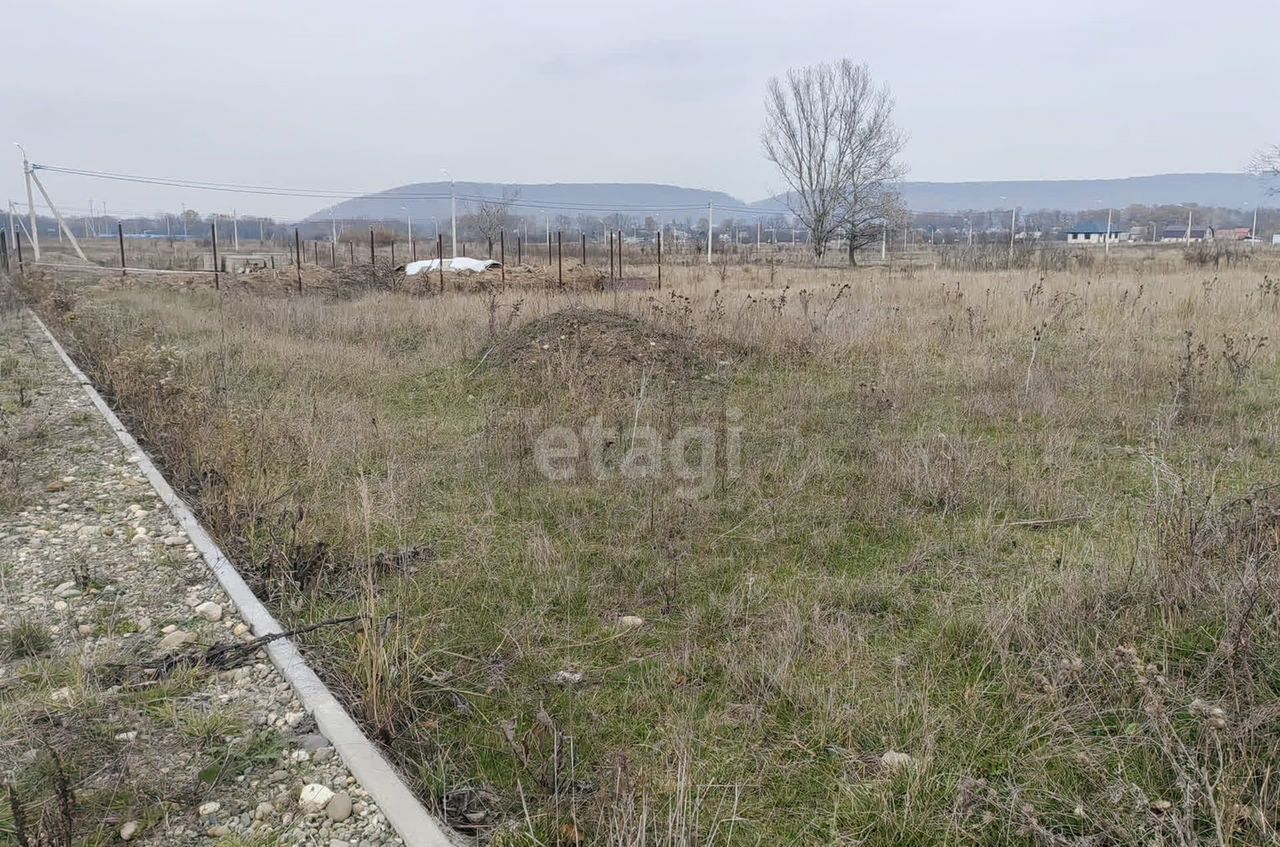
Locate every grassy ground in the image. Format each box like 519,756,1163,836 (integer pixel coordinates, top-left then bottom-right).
16,253,1280,845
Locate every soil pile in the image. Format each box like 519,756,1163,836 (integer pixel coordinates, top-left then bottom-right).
485,307,737,382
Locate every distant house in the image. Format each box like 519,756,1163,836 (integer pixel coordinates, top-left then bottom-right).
1065,221,1124,244
1216,227,1251,241
1161,225,1214,242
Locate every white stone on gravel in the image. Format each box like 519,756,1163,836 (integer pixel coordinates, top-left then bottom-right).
299,783,335,812
195,601,223,621
120,820,139,841
157,629,196,651
198,801,221,816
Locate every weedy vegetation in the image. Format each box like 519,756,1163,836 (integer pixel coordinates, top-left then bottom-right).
11,248,1280,845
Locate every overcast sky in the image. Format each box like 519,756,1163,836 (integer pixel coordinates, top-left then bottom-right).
4,0,1277,220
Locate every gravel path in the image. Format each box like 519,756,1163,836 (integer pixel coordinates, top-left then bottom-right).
1,307,403,846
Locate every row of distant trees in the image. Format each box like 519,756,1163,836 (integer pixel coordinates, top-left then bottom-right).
11,202,1279,249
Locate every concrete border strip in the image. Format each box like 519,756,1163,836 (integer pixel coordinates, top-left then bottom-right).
28,310,455,847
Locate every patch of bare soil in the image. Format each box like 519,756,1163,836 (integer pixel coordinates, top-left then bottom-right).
484,307,738,383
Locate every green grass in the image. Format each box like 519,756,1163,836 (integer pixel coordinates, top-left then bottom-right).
26,263,1280,844
3,618,52,659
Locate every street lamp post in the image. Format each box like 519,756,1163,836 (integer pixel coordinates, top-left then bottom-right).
440,169,456,258
400,205,413,251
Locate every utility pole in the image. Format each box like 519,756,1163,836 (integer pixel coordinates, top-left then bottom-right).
1104,207,1112,256
1009,207,1017,265
233,208,239,251
441,169,457,258
706,200,713,264
16,143,39,260
29,169,88,263
1186,208,1193,244
1251,205,1258,241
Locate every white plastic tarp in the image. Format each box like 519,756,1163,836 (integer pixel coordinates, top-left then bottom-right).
404,257,501,275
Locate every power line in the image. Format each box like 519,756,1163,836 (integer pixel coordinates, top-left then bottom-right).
30,163,779,217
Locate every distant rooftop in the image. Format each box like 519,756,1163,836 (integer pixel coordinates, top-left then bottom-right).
1066,221,1121,235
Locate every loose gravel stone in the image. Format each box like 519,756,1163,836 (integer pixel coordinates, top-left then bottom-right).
158,629,196,651
300,783,336,812
194,600,223,621
326,792,353,822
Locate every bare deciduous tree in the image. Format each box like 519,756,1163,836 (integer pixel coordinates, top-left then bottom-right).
1251,145,1280,192
470,188,520,248
762,59,906,262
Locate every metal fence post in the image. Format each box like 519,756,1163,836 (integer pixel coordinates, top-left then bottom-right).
657,230,662,290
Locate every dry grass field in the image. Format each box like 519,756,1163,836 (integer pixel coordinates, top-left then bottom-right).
10,247,1280,845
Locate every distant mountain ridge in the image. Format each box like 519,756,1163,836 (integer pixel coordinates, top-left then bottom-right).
752,173,1274,214
305,182,750,224
305,173,1275,222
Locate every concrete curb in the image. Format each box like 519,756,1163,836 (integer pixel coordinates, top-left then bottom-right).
29,310,455,847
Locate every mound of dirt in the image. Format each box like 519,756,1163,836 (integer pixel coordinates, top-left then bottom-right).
485,308,737,381
463,262,609,292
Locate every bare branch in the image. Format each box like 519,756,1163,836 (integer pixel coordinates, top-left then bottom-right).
468,187,521,246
